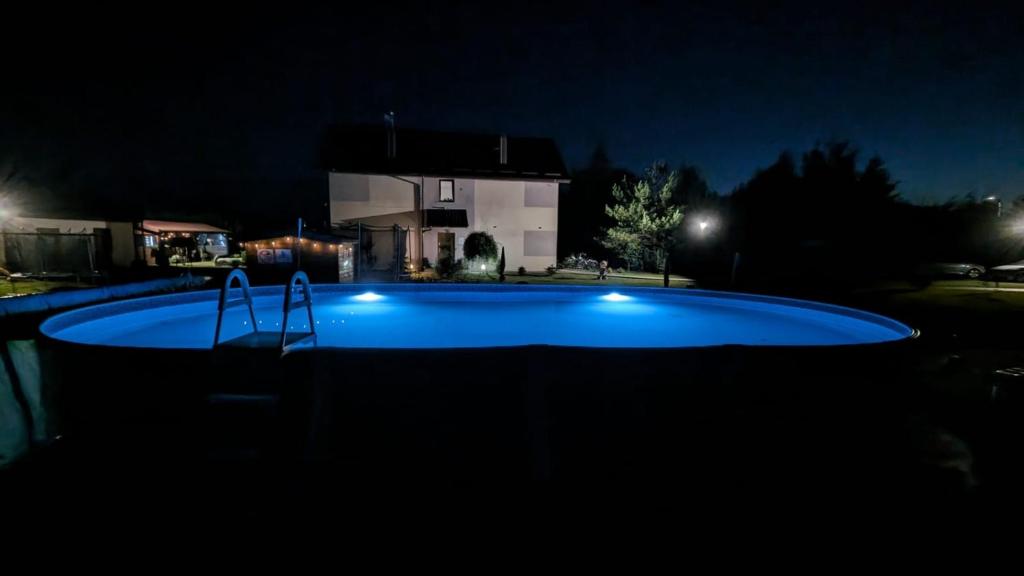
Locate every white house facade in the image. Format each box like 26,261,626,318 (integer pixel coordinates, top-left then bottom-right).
323,125,569,272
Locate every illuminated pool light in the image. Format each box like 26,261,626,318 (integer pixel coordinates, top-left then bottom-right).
353,291,384,302
601,292,632,302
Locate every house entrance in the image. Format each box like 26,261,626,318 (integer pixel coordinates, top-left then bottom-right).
438,232,455,264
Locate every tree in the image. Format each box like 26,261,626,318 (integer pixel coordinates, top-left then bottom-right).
560,145,636,259
602,162,685,287
463,231,498,262
726,141,902,288
497,246,506,282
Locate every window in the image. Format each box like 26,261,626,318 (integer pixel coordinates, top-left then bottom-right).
524,230,557,257
525,182,557,207
439,179,455,202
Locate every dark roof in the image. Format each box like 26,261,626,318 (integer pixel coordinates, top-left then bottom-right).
322,124,569,181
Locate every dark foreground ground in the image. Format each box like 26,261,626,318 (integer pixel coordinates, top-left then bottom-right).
5,278,1024,544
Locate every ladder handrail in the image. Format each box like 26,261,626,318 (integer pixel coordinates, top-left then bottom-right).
213,269,259,347
280,271,316,351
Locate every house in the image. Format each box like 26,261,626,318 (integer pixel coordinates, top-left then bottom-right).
323,124,570,273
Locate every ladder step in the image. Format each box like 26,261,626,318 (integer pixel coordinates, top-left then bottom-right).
218,331,314,349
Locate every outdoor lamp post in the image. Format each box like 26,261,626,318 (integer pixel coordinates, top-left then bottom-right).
692,215,714,238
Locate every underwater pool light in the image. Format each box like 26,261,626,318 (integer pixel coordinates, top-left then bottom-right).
353,291,384,302
601,292,631,302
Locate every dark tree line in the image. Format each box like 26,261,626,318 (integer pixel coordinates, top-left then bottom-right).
559,141,1019,293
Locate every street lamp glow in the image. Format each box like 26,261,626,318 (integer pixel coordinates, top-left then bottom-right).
0,197,17,222
480,263,486,271
699,220,709,232
353,291,383,302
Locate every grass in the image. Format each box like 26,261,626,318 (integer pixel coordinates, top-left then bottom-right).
845,278,1024,350
856,279,1024,313
0,278,93,298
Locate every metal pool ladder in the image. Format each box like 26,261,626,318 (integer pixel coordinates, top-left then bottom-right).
213,268,259,347
279,271,317,352
213,269,316,352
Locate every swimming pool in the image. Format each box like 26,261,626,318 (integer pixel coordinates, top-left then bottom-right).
40,284,914,349
37,283,917,484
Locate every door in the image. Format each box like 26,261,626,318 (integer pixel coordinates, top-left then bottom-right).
438,232,455,265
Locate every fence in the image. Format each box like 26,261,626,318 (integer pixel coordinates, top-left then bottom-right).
1,232,111,278
333,223,409,281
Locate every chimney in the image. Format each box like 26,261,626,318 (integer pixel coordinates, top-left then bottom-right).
384,111,397,160
499,134,508,165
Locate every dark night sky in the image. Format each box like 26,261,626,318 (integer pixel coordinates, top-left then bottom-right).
2,1,1023,211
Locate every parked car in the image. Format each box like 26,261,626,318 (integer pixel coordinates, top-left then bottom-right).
989,260,1024,282
214,255,245,268
915,262,986,279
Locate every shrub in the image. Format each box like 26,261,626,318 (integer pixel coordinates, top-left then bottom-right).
517,266,526,276
437,256,464,278
463,232,498,261
545,265,557,275
560,253,600,271
497,247,506,282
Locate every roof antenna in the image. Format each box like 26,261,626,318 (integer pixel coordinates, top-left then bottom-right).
384,111,397,160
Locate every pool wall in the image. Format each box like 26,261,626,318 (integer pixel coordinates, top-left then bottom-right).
38,307,921,487
278,340,921,486
0,274,207,468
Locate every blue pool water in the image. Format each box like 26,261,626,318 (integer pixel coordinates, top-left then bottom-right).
40,285,915,349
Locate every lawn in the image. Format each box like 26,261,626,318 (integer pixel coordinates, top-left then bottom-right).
848,279,1024,347
0,278,93,298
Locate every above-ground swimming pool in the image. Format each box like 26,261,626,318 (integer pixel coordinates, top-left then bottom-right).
37,283,918,487
41,284,914,349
